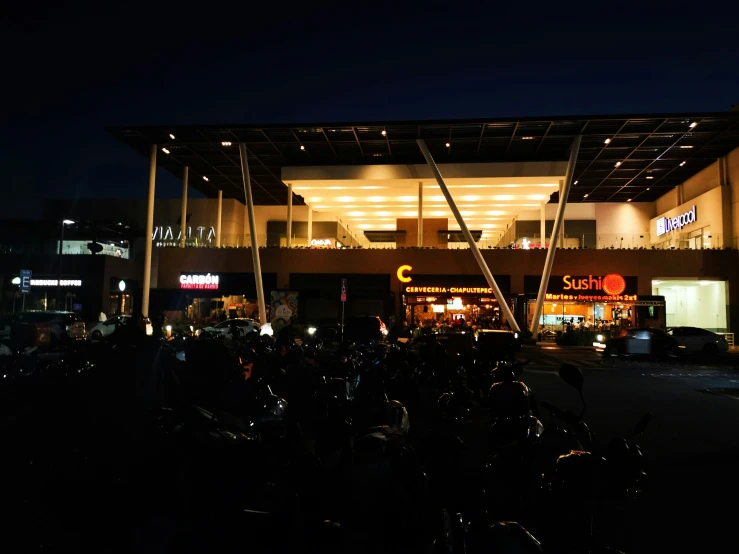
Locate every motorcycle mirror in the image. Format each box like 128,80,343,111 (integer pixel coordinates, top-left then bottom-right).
558,364,584,392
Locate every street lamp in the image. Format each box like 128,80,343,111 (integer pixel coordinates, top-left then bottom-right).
57,219,75,309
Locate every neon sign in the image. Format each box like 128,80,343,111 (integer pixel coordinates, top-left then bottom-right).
153,226,216,242
310,238,334,247
397,265,413,283
405,286,494,294
180,273,219,290
27,279,82,287
562,274,626,295
546,293,637,302
656,206,696,236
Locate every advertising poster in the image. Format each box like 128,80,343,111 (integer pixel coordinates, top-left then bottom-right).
270,290,298,332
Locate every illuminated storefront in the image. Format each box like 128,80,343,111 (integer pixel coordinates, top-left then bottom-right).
401,272,514,326
524,273,665,332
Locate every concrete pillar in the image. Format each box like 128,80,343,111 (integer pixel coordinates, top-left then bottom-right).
216,189,223,247
238,143,267,325
540,201,547,247
418,181,423,247
179,166,188,248
531,136,582,335
286,183,293,247
142,144,157,318
307,204,313,244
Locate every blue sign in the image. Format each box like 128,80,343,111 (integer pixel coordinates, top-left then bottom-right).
20,269,32,295
72,303,82,312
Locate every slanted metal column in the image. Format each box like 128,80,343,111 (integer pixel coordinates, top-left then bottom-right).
540,201,547,248
530,136,582,336
286,183,293,248
179,166,189,248
215,189,223,247
417,139,520,333
238,143,267,325
307,204,313,244
142,144,157,318
417,181,423,247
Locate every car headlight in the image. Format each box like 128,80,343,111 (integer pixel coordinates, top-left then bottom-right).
597,334,604,342
308,327,316,335
260,323,273,337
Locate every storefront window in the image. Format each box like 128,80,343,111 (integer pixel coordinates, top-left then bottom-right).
652,279,727,332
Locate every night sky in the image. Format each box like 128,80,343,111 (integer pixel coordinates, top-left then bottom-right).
2,1,738,218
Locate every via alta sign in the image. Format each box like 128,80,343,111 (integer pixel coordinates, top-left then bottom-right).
656,206,696,237
152,225,216,243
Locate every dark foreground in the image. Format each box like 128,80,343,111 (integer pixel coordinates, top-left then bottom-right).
1,342,738,553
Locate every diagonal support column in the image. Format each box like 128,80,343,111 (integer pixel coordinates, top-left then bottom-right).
238,143,267,325
417,139,520,333
530,135,582,336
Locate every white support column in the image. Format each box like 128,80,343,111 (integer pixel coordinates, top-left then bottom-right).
179,166,188,248
286,183,293,248
216,189,223,247
307,204,313,244
417,181,423,247
417,139,520,333
530,136,582,336
142,144,157,318
238,143,267,325
540,201,547,247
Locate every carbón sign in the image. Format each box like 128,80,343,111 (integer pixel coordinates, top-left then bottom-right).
180,273,219,290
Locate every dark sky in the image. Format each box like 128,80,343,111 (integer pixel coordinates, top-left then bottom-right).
2,1,738,218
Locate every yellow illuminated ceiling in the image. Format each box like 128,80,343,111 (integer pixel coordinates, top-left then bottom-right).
283,162,567,236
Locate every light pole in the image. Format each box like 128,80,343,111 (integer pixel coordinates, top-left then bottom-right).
57,219,74,309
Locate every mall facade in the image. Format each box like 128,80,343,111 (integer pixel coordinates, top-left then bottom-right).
2,112,737,337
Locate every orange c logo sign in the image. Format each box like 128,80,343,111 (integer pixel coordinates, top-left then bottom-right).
397,265,412,283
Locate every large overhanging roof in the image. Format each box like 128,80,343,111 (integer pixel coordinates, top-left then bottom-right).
107,111,739,205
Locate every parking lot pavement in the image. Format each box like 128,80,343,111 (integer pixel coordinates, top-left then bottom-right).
519,344,739,371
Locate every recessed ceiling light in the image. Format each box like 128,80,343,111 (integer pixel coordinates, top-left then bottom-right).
445,142,450,147
521,136,534,140
680,161,686,166
647,188,651,191
574,180,578,185
202,176,209,182
169,133,175,140
604,138,611,144
221,141,232,146
381,130,387,136
583,194,589,198
161,148,170,154
646,176,654,179
627,199,632,202
615,161,621,167
689,122,697,128
679,145,693,149
300,145,305,151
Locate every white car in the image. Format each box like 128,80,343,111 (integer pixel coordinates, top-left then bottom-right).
196,318,260,339
89,315,153,339
667,326,729,354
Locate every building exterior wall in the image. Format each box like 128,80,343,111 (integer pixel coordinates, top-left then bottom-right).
155,247,739,333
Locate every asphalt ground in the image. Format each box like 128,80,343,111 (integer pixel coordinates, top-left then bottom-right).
510,346,739,553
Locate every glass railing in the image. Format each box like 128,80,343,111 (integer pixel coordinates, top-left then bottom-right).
153,232,730,250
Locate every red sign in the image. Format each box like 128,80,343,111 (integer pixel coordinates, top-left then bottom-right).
562,273,626,296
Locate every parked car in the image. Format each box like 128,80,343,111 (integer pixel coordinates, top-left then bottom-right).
89,315,153,339
344,316,388,343
667,326,729,354
12,311,87,343
596,327,679,358
0,314,11,342
196,318,260,339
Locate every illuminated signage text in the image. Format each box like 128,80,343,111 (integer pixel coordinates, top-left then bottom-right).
310,238,334,247
180,273,219,290
397,265,413,283
28,279,82,287
546,293,637,302
656,206,696,236
405,286,494,294
562,273,626,295
153,226,216,242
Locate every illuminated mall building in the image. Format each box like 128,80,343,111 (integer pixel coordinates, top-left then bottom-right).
2,111,738,338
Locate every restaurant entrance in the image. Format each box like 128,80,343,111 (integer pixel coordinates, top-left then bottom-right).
401,274,514,330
